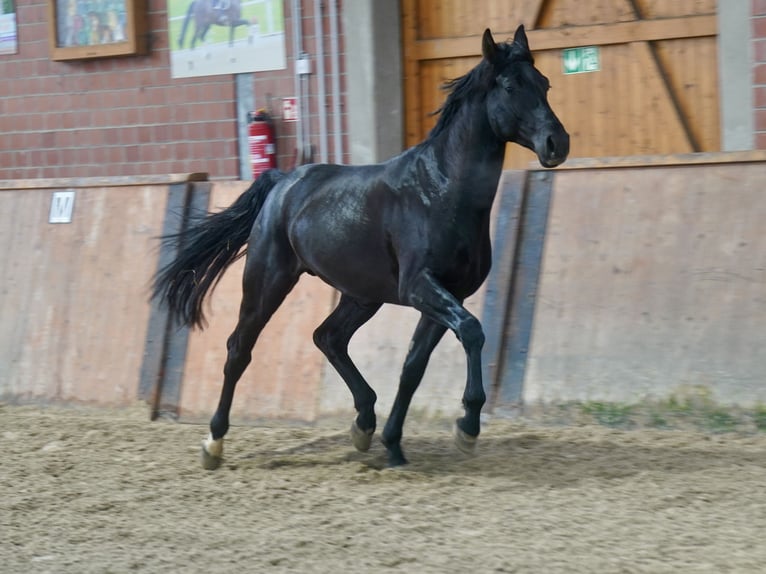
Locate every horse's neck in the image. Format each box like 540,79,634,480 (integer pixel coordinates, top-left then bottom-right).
431,101,506,210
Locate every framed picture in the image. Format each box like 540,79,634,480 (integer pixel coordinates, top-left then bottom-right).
1,0,19,55
47,0,147,60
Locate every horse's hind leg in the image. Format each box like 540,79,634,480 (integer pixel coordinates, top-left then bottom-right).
381,316,446,466
313,295,381,451
201,237,300,470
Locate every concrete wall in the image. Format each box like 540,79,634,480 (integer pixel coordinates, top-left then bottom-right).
719,0,755,150
343,1,404,164
752,0,766,149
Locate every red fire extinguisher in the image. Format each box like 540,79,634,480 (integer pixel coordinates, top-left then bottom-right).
248,109,277,178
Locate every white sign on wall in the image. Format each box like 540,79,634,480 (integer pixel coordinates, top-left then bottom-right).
49,190,76,224
282,97,298,122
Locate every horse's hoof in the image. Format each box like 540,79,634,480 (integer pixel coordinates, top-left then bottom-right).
201,446,222,470
350,420,374,452
201,434,223,470
453,421,478,455
385,446,409,467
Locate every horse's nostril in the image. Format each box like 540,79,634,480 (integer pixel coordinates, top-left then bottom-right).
546,135,556,156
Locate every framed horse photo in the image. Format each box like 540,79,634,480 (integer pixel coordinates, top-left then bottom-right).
47,0,147,61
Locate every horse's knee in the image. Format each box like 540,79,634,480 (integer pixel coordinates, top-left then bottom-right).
458,316,484,350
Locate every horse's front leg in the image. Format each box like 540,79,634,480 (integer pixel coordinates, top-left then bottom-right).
402,271,486,454
381,315,447,466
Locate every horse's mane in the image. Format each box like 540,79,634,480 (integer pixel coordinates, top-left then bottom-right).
428,39,532,139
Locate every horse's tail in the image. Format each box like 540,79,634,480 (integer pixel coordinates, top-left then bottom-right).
152,169,285,329
178,0,196,48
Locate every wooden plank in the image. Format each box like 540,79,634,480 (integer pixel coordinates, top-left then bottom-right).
414,15,717,60
635,40,699,151
537,150,766,170
152,182,213,419
537,0,636,28
480,171,527,405
532,0,550,28
402,0,423,147
0,173,209,191
495,171,555,409
626,0,701,152
138,182,192,406
653,36,720,151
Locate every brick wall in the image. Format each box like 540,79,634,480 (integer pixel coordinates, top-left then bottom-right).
0,0,347,180
755,0,766,149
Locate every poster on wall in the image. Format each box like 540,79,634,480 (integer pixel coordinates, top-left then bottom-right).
168,0,286,79
0,0,18,55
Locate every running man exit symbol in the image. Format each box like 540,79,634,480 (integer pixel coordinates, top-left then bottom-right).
562,47,600,74
49,190,76,223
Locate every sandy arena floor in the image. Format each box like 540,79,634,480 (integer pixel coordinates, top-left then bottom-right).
2,403,765,573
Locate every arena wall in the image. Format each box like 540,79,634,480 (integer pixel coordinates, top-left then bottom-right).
3,153,766,421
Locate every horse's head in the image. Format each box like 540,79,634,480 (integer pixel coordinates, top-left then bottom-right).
483,26,569,168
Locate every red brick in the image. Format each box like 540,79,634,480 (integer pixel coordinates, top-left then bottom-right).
756,39,766,63
756,110,766,131
750,15,765,37
756,131,766,150
755,0,766,17
756,63,766,85
755,87,766,108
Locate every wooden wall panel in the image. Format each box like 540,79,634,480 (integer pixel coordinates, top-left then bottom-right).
522,159,766,407
635,0,716,19
0,185,168,406
654,37,720,151
403,0,720,167
417,0,541,39
537,0,635,27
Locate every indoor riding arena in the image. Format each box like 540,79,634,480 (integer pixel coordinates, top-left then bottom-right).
3,1,766,573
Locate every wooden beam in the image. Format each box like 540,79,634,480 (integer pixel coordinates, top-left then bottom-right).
532,150,766,170
0,173,209,191
401,0,423,148
414,15,717,60
532,0,549,29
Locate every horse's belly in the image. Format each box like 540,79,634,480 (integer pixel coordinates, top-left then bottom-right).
291,229,402,304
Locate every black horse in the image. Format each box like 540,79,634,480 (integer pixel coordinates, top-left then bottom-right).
154,26,569,469
177,0,250,50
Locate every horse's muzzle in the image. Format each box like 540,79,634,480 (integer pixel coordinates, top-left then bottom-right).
537,127,570,168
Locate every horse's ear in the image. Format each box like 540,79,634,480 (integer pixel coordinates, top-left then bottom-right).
482,28,497,62
513,24,530,53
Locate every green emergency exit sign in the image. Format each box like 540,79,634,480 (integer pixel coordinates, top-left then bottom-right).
562,46,600,74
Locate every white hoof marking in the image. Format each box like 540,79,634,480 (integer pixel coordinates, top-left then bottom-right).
203,433,224,458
